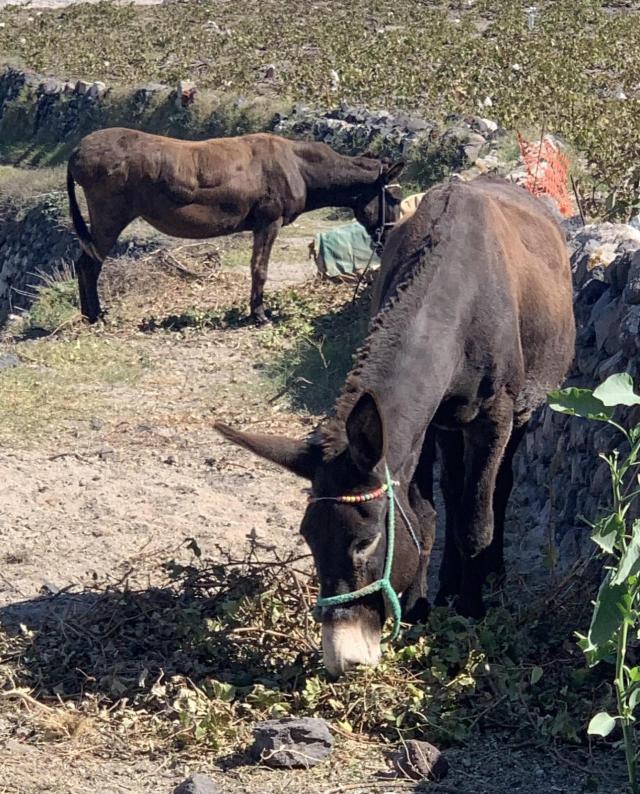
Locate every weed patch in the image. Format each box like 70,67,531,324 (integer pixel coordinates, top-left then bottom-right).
0,335,149,444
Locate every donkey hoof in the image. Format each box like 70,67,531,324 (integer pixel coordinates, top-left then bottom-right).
454,595,486,620
434,587,459,608
252,310,271,326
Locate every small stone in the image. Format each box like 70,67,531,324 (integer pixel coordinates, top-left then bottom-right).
40,77,62,96
389,740,449,781
461,116,499,138
75,79,91,95
173,773,220,794
0,353,19,370
251,717,333,769
87,81,107,100
176,79,197,108
461,131,487,163
90,417,104,431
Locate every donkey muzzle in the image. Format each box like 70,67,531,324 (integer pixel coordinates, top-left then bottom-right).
321,617,382,677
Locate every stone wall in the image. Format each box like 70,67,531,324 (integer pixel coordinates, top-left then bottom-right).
0,196,77,325
0,65,505,173
510,223,640,570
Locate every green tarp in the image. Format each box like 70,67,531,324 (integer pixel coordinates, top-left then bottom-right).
311,221,380,279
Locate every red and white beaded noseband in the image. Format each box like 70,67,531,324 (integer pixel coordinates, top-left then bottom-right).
308,479,400,505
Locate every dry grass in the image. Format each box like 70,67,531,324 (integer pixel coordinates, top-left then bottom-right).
0,165,66,211
0,335,150,444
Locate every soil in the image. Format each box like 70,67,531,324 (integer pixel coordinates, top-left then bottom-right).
0,216,627,793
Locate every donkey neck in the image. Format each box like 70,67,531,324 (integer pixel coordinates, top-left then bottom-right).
298,147,381,210
319,246,466,481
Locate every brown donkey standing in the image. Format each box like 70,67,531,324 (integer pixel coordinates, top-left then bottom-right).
215,177,575,677
67,128,404,324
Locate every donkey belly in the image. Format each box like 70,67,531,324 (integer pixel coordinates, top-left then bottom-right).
141,202,249,240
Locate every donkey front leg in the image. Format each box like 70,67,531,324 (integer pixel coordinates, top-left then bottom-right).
400,492,436,624
401,428,437,623
250,219,283,325
456,398,514,618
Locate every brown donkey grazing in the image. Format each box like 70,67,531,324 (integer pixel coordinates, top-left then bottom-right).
215,177,575,677
67,128,404,324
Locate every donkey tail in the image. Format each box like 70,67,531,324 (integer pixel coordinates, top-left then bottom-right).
67,164,100,261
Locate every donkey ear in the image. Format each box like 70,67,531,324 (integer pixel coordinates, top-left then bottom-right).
381,160,406,184
214,422,321,480
345,392,386,473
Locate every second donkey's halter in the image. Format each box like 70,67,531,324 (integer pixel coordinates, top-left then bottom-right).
308,465,420,641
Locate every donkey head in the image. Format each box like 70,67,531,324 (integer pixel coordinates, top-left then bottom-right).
352,161,405,249
215,392,422,677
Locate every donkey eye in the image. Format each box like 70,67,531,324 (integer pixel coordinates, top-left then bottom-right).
352,534,382,559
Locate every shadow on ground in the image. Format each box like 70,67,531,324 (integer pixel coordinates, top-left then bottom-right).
0,553,319,707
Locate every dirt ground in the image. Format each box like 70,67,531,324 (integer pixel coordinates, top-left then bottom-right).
0,214,628,793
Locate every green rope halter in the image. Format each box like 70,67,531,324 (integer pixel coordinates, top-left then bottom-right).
313,465,402,641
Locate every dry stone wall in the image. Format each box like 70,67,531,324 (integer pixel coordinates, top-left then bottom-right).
0,195,77,325
510,223,640,571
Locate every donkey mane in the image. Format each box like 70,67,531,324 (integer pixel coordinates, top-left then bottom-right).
313,185,455,460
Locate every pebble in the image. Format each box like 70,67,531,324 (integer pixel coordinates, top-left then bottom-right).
0,353,19,369
173,773,220,794
389,739,449,781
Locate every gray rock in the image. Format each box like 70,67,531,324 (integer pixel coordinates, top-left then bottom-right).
261,63,277,80
593,299,620,352
87,81,107,100
173,773,220,794
623,251,640,305
588,287,615,327
389,740,449,781
251,717,333,769
596,350,627,381
40,77,62,96
467,115,499,137
75,79,91,95
0,353,19,370
461,131,487,163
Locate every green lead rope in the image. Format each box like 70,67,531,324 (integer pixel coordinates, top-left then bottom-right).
315,465,402,641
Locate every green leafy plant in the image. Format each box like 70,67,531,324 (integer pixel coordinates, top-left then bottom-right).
548,373,640,793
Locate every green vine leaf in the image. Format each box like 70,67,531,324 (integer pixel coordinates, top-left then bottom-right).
591,514,624,555
592,373,640,407
612,533,640,586
588,573,632,648
587,711,617,737
547,387,613,420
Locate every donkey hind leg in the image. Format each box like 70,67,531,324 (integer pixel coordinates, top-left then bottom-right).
250,218,283,325
76,201,131,323
401,428,436,624
76,252,103,323
435,429,465,606
456,396,514,619
483,419,529,586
